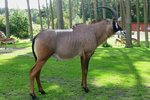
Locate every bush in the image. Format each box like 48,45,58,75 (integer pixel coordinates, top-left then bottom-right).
102,42,112,47
9,9,29,38
0,15,5,33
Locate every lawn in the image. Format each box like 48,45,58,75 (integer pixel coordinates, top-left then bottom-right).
0,40,150,100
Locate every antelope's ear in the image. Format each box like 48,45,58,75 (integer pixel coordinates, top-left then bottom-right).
112,20,119,32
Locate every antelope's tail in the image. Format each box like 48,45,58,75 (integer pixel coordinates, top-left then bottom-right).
32,36,37,62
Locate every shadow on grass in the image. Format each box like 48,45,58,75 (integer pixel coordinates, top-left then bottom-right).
0,48,150,100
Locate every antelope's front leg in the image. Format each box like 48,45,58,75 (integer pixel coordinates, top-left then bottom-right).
80,54,91,93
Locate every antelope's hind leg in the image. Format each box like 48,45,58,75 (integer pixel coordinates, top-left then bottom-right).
30,39,54,99
36,69,46,94
30,59,47,99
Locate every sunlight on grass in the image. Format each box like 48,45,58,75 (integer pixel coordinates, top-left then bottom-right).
45,84,62,93
134,61,150,86
91,70,137,88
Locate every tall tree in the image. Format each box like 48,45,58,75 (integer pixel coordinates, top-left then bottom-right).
5,0,10,37
69,0,72,28
38,0,43,30
115,0,119,13
136,0,140,46
144,0,149,47
27,0,33,40
46,0,50,29
94,0,97,19
88,0,92,21
125,0,132,48
81,0,86,23
49,0,54,29
56,0,64,29
102,0,106,19
120,0,126,29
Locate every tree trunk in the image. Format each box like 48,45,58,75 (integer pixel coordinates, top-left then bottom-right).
27,0,33,41
46,0,50,29
102,0,108,45
115,0,119,13
94,0,97,19
49,0,54,29
136,0,140,46
56,0,64,29
102,0,106,19
69,0,72,28
144,0,149,47
88,0,92,21
120,0,126,29
38,0,43,30
81,0,86,23
125,0,132,48
5,0,10,37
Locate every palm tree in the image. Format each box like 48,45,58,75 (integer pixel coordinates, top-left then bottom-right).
27,0,33,40
5,0,10,37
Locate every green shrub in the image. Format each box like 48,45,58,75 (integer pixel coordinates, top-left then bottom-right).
0,15,5,33
9,9,29,38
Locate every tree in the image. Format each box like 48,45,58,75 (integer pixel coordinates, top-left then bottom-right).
125,0,132,48
81,0,86,23
143,0,149,47
119,0,126,29
5,0,10,37
38,0,43,30
94,0,97,19
27,0,33,41
56,0,64,29
88,0,92,21
136,0,140,46
69,0,72,28
10,10,29,38
46,0,50,29
102,0,106,19
49,0,54,29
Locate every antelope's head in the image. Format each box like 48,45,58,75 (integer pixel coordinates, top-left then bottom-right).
98,7,126,37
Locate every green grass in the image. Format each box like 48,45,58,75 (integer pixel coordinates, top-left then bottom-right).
0,40,150,100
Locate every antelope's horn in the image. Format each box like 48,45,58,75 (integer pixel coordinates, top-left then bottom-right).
97,6,118,20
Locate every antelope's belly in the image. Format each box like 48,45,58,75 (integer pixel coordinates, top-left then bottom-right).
53,53,77,60
52,50,82,61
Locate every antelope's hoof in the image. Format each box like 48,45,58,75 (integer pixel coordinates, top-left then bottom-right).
83,87,89,93
30,93,38,100
39,90,46,94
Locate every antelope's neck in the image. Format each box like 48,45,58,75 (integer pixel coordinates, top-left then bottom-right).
91,22,109,46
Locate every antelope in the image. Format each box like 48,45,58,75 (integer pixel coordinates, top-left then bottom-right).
0,31,15,49
29,7,126,99
115,38,125,45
